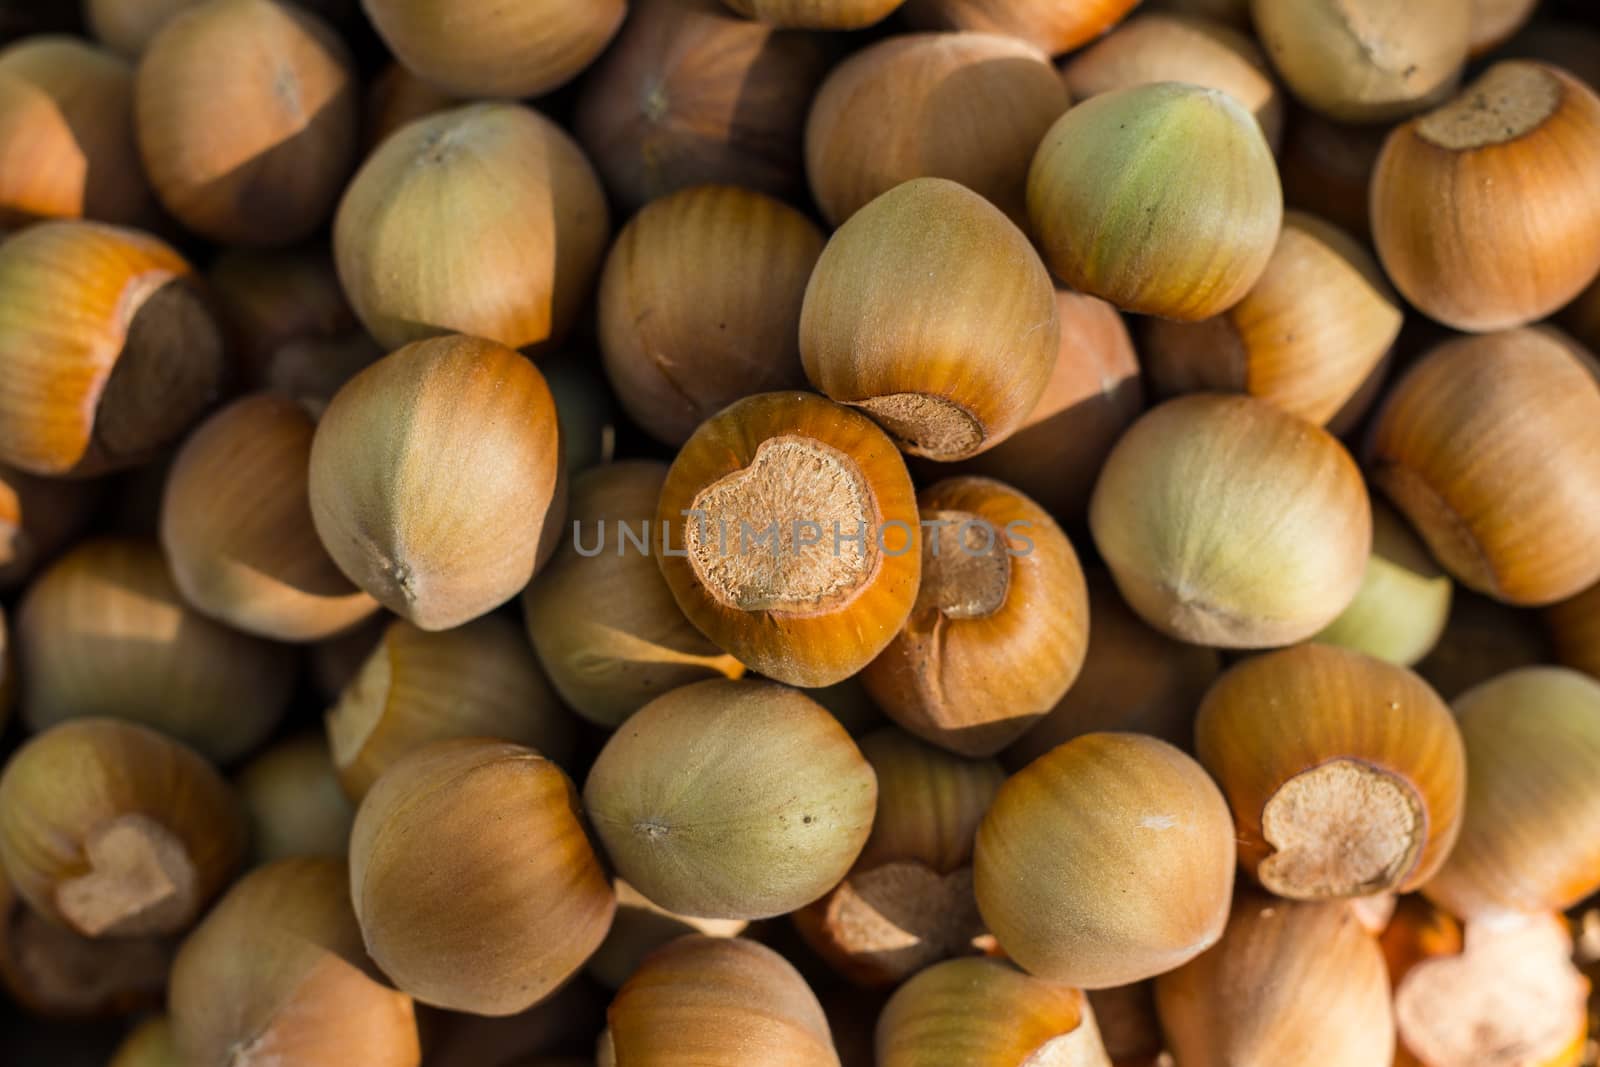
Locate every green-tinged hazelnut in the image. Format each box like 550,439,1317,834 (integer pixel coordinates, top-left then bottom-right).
584,679,878,920
1027,82,1282,321
1315,500,1453,666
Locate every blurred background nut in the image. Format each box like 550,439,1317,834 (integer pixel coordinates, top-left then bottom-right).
901,0,1140,55
234,733,355,864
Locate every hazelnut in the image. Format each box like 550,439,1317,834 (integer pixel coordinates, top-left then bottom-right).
901,0,1141,56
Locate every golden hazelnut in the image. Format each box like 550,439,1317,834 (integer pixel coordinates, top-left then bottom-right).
325,614,578,801
800,177,1059,461
597,185,823,446
0,718,246,938
1424,667,1600,921
1004,572,1220,769
975,733,1236,989
87,0,203,56
524,461,744,729
1251,0,1469,123
1142,211,1403,426
926,290,1142,525
584,679,878,921
794,727,1002,988
877,957,1110,1066
1395,913,1590,1067
1063,13,1284,150
1315,499,1453,667
0,220,223,477
587,879,748,991
135,0,358,245
1195,644,1466,900
1367,328,1600,606
0,865,170,1019
361,0,624,99
0,37,159,227
108,1015,179,1067
600,935,840,1066
308,335,564,631
1089,393,1371,648
573,0,830,211
1415,592,1553,701
1028,82,1282,321
18,537,295,763
1154,891,1395,1067
169,857,422,1067
654,392,921,688
721,0,904,28
901,0,1140,55
363,62,458,152
1550,581,1600,682
804,32,1069,228
349,738,616,1016
161,393,379,642
335,102,609,353
0,463,96,589
235,733,354,864
1277,105,1388,237
859,477,1089,757
1371,62,1600,332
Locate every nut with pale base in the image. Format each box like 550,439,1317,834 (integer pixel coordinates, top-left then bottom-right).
901,0,1140,55
0,221,223,477
1063,13,1283,149
1195,643,1466,900
926,291,1142,525
335,103,609,353
1424,667,1600,921
361,0,624,99
18,537,296,763
161,393,379,642
860,477,1089,757
169,857,421,1067
1395,913,1589,1067
0,37,160,227
1250,0,1468,123
0,719,245,940
1315,499,1453,667
1154,891,1395,1067
793,727,1004,987
308,335,564,631
599,935,841,1067
524,461,744,729
597,185,823,447
135,0,359,246
877,956,1111,1067
1142,211,1404,427
1089,393,1371,648
1005,572,1220,769
1371,62,1600,333
572,0,830,212
324,614,577,801
350,738,615,1016
1027,82,1282,322
655,392,921,688
584,679,878,921
0,866,170,1020
804,32,1069,228
800,178,1059,461
975,733,1236,989
1366,329,1600,606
